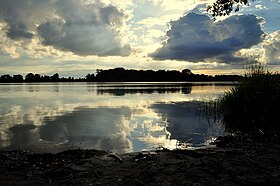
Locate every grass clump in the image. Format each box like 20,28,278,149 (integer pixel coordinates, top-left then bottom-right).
218,65,280,134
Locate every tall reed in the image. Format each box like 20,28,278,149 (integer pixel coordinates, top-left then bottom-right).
217,65,280,134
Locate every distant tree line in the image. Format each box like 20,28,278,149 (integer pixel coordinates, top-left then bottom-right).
89,68,243,82
0,68,244,83
0,73,77,83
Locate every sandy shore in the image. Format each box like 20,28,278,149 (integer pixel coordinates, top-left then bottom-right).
1,135,280,185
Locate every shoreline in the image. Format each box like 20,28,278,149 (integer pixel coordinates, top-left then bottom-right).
1,135,280,185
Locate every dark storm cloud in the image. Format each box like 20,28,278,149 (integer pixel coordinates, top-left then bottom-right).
151,13,265,63
0,0,51,39
6,24,34,40
0,0,131,56
37,19,131,56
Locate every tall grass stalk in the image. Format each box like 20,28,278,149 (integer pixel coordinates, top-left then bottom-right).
215,65,280,134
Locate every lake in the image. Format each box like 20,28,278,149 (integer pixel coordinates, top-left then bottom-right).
0,82,231,153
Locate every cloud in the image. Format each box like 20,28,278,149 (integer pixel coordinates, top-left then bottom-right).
0,0,54,38
37,19,131,56
6,25,34,40
151,12,265,64
128,0,200,56
0,0,131,56
262,31,280,65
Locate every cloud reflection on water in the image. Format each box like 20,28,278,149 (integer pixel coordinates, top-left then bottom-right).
151,102,223,146
0,83,228,153
40,107,133,153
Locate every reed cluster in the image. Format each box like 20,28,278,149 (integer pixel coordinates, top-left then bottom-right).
216,65,280,134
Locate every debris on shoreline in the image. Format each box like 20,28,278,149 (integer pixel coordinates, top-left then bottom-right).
1,134,280,185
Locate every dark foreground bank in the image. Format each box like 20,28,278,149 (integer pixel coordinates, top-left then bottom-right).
1,134,280,185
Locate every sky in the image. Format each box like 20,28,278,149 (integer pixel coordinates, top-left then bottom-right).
0,0,279,77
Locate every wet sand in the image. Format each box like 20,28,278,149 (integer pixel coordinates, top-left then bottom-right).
1,135,280,185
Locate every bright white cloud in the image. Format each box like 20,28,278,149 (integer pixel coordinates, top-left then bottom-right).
262,31,280,65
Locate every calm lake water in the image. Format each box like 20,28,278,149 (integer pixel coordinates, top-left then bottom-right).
0,82,231,153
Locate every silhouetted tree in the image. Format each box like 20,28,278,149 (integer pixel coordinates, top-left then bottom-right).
207,0,249,16
34,74,41,81
51,73,59,81
68,77,74,81
86,74,95,81
25,73,35,82
96,69,103,74
41,75,50,82
182,69,192,75
1,74,13,82
13,74,24,82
